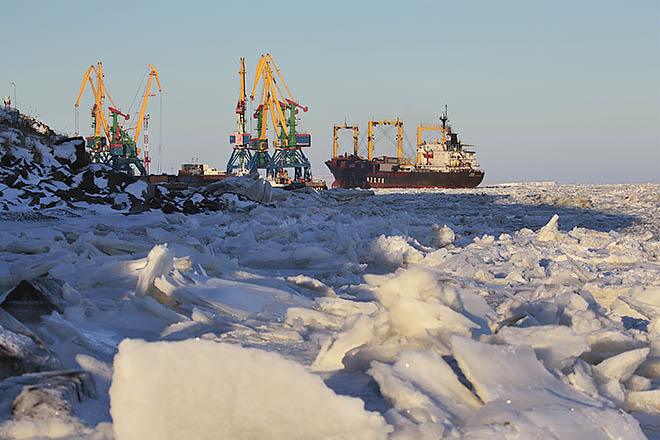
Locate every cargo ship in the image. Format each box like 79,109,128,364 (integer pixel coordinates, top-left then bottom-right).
326,108,484,189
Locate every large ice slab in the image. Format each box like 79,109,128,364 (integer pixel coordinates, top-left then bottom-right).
452,336,645,439
110,339,391,439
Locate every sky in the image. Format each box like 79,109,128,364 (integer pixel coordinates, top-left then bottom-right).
2,0,658,183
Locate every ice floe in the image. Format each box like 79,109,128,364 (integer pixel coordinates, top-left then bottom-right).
1,127,660,439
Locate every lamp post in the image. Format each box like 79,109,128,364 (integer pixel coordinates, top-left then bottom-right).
10,82,16,109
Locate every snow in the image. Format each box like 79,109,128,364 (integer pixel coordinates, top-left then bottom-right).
53,140,77,163
1,177,660,438
123,181,147,199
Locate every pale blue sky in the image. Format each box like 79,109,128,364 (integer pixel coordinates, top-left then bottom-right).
3,0,658,183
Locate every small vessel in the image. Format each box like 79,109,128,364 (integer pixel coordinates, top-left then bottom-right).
325,107,484,189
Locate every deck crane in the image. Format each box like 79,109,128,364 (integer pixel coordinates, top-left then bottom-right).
332,124,359,158
367,118,403,161
416,124,445,164
246,54,312,182
227,58,252,174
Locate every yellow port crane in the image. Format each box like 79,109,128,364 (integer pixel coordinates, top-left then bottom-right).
227,58,252,174
236,58,247,135
332,124,359,157
75,61,118,142
248,53,311,181
74,62,161,175
129,64,162,147
249,53,302,143
367,118,403,161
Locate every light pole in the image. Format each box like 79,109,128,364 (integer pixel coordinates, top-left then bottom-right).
10,82,16,109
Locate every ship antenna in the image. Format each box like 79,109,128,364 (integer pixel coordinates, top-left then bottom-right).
440,105,448,130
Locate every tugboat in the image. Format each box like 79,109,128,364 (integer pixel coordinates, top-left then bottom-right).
326,107,484,189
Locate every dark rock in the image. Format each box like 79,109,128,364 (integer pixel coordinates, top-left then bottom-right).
0,309,61,381
128,195,149,214
0,153,14,167
40,200,59,209
162,202,176,214
107,169,137,192
66,187,84,200
77,170,98,194
71,139,90,171
182,199,197,214
54,189,72,202
1,279,67,327
0,370,96,422
52,169,70,182
2,174,19,187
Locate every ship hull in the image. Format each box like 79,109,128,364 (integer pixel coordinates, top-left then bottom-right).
325,157,484,189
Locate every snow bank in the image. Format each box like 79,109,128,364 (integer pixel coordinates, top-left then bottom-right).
110,339,392,439
0,110,277,214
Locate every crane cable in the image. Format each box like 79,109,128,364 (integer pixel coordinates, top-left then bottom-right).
357,131,368,157
373,125,416,159
127,66,150,116
335,128,364,157
375,125,396,156
402,130,416,158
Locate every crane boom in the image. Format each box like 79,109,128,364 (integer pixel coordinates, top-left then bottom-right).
74,62,111,139
249,55,268,100
266,64,289,138
236,58,247,136
250,55,299,141
236,58,246,116
239,58,246,103
74,65,94,108
133,64,162,144
265,53,295,103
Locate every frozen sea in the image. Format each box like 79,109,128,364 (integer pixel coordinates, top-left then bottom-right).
1,182,660,439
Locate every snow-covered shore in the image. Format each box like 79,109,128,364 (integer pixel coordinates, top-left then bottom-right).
1,181,660,439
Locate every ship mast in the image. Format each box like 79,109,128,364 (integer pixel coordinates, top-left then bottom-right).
440,104,448,130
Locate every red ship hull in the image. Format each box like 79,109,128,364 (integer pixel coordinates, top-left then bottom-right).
325,156,484,189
